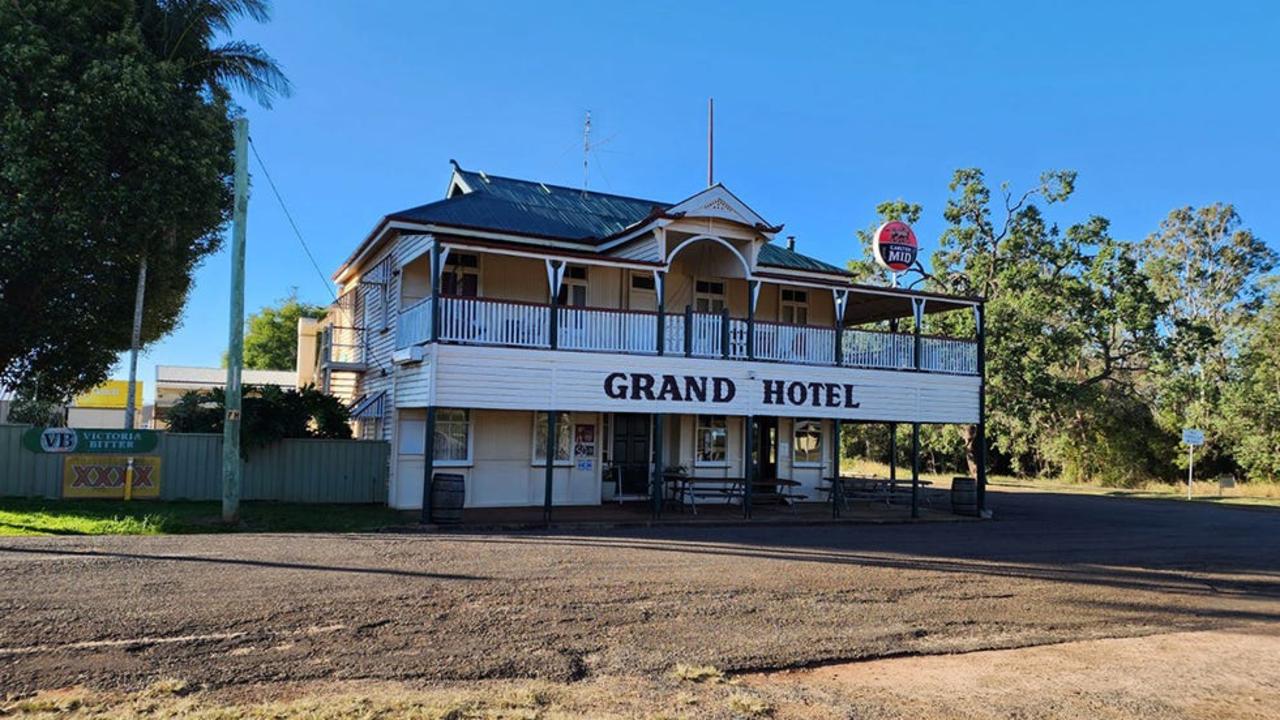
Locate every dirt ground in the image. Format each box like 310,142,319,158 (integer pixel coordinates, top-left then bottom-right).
0,488,1277,717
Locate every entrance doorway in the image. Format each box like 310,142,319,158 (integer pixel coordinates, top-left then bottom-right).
611,413,651,497
753,416,778,483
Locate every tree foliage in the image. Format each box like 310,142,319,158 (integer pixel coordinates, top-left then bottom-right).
0,0,288,398
1221,284,1280,482
239,291,327,370
166,384,351,455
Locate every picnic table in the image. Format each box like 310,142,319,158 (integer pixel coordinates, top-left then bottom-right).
819,475,934,510
663,474,811,515
663,472,744,515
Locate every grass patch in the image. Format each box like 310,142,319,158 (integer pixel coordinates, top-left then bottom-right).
840,458,1280,509
992,475,1280,509
0,499,412,537
671,664,725,684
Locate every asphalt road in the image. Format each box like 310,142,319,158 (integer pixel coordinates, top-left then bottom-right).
0,488,1276,695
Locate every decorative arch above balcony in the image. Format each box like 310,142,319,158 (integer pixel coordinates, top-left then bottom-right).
665,234,753,279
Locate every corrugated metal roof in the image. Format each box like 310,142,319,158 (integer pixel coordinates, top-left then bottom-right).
390,170,667,243
384,164,848,277
757,242,848,275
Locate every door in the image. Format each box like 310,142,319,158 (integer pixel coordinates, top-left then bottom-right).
611,413,651,497
753,417,778,483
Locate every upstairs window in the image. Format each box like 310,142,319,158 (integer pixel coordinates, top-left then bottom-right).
781,288,808,325
558,265,588,307
695,280,725,314
441,253,479,297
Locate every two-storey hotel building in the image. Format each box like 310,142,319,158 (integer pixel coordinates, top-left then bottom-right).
312,162,987,519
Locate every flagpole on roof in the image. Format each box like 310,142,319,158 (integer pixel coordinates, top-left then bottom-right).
707,97,714,187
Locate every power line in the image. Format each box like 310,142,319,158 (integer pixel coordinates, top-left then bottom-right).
247,137,336,301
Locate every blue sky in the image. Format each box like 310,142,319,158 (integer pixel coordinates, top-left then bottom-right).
119,0,1279,400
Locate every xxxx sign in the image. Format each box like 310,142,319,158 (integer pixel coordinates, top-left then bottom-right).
22,428,158,454
62,455,162,499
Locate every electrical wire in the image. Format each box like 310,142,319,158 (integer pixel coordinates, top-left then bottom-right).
247,137,337,301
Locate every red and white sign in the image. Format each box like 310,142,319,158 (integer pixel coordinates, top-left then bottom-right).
872,221,918,272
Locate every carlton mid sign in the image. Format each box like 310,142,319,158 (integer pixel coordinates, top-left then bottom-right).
872,220,918,272
604,373,861,410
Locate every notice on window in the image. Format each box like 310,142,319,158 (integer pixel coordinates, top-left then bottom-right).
574,424,595,471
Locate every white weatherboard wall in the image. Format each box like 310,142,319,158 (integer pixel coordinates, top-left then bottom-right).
391,408,601,510
427,345,979,424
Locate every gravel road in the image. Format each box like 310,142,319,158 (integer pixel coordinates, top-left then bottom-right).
0,488,1277,695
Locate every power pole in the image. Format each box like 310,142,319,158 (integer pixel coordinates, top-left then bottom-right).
124,256,147,429
222,117,249,523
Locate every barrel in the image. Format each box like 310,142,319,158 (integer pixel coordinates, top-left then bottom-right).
950,476,978,516
430,473,465,524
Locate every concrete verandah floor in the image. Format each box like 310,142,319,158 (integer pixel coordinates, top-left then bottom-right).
429,497,972,530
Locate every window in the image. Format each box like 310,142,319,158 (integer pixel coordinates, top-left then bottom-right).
630,273,655,291
533,411,572,465
781,288,808,325
395,410,470,464
441,253,479,297
696,415,728,465
793,419,822,466
630,272,657,311
558,265,588,306
695,280,725,314
434,409,472,464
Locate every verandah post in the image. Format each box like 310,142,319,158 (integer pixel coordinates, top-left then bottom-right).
832,418,842,518
743,415,754,519
429,240,441,343
655,270,666,356
420,406,437,524
544,410,558,525
652,414,665,519
889,423,897,484
975,302,988,514
720,307,730,358
910,422,921,519
548,260,563,350
684,304,693,357
747,280,759,360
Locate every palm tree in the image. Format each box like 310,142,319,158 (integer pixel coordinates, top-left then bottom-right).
135,0,292,108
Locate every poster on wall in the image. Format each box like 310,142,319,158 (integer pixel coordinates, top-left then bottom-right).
62,455,162,499
574,424,595,471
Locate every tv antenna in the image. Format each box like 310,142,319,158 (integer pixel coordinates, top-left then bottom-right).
580,110,617,191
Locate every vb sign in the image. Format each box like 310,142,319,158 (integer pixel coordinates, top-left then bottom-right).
21,428,159,454
1181,428,1205,446
872,220,918,273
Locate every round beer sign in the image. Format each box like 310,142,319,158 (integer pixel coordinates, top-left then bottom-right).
872,220,918,272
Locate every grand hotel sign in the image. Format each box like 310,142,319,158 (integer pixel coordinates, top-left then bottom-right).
604,372,861,410
431,345,979,424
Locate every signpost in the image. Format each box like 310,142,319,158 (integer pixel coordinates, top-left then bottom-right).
1181,428,1204,500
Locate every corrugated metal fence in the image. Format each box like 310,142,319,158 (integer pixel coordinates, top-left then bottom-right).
0,425,388,503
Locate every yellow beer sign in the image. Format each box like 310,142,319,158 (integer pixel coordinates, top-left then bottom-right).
74,380,138,409
62,455,162,499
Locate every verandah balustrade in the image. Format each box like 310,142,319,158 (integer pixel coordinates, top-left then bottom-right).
393,295,978,375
